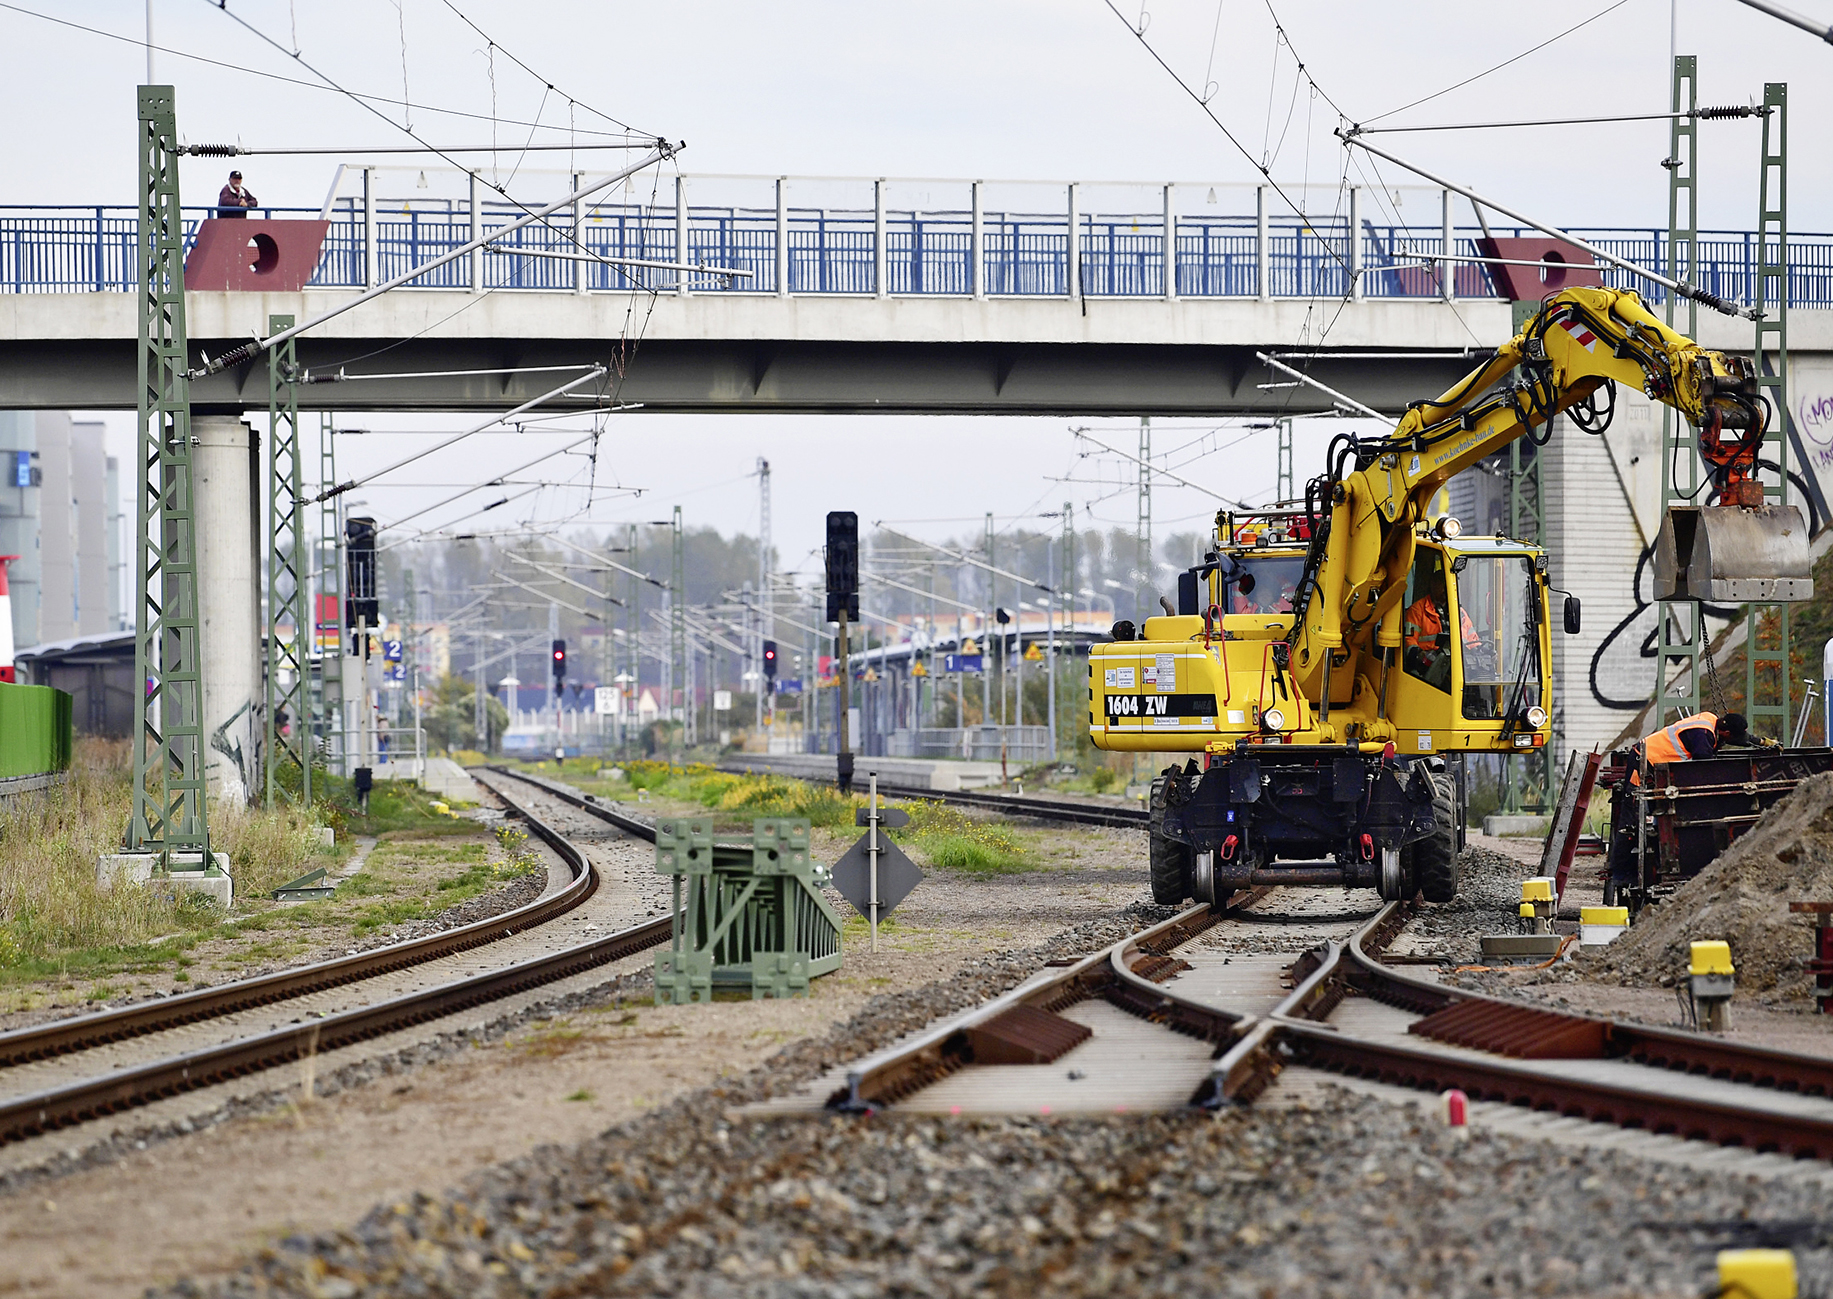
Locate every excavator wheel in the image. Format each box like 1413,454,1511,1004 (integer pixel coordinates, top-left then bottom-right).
1413,773,1462,904
1148,772,1194,905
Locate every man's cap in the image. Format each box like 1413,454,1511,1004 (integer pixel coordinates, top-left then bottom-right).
229,170,242,179
1720,713,1749,742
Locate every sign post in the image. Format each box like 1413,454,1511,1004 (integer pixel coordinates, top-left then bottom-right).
868,771,880,952
831,801,920,941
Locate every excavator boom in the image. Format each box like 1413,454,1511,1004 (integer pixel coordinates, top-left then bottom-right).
1089,286,1812,909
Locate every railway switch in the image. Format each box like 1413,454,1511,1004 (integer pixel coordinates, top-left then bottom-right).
1688,940,1737,1032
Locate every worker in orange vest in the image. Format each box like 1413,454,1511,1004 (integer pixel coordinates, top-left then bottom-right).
1403,584,1479,689
1630,711,1748,784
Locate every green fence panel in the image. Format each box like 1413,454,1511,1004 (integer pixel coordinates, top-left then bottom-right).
0,685,74,779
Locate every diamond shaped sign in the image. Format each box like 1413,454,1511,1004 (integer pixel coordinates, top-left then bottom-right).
830,833,925,920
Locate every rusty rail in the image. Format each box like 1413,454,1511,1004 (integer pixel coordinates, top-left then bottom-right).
0,776,669,1146
0,768,614,1070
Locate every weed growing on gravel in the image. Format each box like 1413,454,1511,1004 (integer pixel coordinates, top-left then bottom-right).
891,802,1029,873
0,740,342,985
342,837,535,937
564,762,856,829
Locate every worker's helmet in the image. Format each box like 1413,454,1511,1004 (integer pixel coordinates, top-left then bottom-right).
1718,712,1749,745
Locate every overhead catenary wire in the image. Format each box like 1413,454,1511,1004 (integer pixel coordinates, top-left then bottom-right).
198,0,680,394
367,434,632,539
492,569,591,618
872,525,1053,594
1346,106,1764,134
1071,429,1256,507
192,151,666,373
0,1,642,138
1097,0,1349,274
506,553,627,607
1336,132,1760,320
1357,0,1633,125
434,0,654,137
1254,352,1392,422
179,141,656,155
316,368,608,502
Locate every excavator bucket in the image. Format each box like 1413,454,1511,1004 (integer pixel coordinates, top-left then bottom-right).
1654,504,1814,602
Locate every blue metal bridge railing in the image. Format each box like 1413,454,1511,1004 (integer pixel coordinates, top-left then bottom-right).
3,197,1829,308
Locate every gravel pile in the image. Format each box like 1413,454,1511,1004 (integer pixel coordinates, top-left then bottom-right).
166,1091,1831,1299
1394,842,1525,964
1587,773,1833,1003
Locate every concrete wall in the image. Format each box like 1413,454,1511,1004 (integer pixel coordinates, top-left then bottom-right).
35,410,73,640
72,420,109,637
194,415,261,806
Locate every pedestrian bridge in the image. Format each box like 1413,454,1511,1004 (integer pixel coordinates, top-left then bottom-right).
1,175,1828,414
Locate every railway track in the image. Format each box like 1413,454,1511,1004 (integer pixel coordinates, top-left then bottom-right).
797,890,1833,1162
713,761,1148,829
0,768,667,1148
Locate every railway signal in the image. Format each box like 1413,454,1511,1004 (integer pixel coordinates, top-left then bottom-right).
763,639,777,680
551,639,567,683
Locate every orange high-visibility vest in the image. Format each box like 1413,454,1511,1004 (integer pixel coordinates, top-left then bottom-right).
1643,711,1718,765
1404,597,1479,652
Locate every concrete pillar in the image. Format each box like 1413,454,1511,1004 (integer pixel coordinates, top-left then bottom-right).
193,415,260,807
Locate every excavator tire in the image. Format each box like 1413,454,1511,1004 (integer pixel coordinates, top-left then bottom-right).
1148,773,1194,905
1413,773,1462,904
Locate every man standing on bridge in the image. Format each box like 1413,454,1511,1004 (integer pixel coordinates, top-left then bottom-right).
215,170,258,218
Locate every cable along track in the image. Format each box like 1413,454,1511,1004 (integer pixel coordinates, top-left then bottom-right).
0,770,666,1147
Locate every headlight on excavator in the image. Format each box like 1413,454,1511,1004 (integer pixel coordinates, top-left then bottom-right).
1261,707,1286,733
1526,705,1548,729
1433,516,1463,540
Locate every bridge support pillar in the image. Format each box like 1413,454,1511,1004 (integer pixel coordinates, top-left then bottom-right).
194,414,261,807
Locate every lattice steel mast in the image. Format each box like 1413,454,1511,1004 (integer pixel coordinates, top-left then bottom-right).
265,313,308,806
130,85,209,859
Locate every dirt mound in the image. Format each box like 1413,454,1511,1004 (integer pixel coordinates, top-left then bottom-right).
1587,771,1833,1004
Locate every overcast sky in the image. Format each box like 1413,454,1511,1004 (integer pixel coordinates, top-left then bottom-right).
10,0,1830,577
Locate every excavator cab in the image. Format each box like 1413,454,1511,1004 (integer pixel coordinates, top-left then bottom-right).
1390,538,1552,752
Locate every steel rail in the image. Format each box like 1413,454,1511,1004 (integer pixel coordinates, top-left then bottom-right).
823,899,1253,1112
0,782,669,1146
482,766,659,841
820,883,1833,1160
1199,903,1833,1159
0,770,612,1070
1339,906,1833,1095
712,763,1148,830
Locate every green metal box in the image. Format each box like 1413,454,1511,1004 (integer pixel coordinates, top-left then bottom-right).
653,817,843,1004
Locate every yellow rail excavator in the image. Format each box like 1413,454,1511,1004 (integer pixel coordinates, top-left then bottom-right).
1090,286,1813,907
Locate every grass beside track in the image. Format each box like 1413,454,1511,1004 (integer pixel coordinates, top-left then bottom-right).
501,759,1033,875
0,743,519,1016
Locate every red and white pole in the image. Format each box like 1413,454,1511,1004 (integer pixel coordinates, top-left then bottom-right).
0,555,19,684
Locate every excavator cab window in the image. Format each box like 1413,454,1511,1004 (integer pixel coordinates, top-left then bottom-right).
1453,554,1541,722
1228,554,1304,615
1401,546,1458,693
